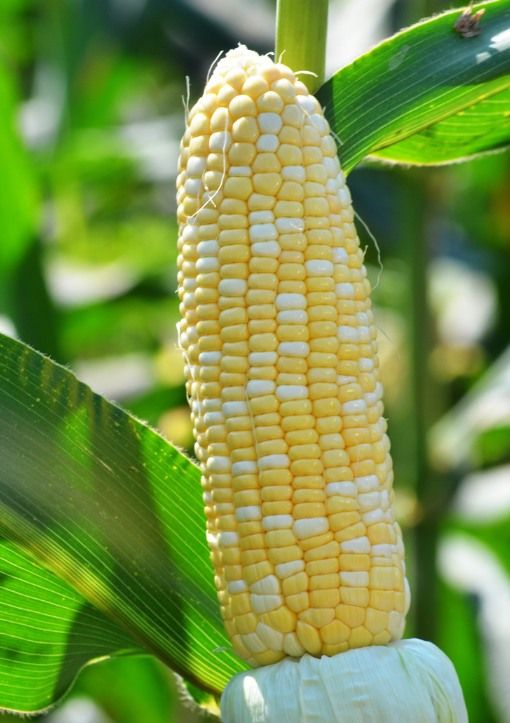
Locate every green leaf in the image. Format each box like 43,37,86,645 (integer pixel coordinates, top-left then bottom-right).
317,0,510,172
0,541,139,714
0,332,246,713
0,63,38,307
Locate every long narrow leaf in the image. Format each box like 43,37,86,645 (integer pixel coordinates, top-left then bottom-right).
318,0,510,172
0,332,246,713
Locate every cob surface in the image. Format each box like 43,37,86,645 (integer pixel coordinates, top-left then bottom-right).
176,46,409,667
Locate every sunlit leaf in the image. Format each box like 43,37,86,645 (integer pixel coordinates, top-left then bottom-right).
318,0,510,172
0,332,246,713
0,542,139,714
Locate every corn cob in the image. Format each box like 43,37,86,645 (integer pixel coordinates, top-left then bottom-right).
176,46,409,667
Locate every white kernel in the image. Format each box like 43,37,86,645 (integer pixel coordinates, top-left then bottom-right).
223,401,249,417
196,257,219,272
206,456,231,473
197,240,219,256
219,531,239,548
184,178,202,196
337,375,357,386
215,502,234,515
250,223,278,242
283,632,305,657
340,536,371,553
236,506,262,522
335,282,355,299
262,515,293,530
187,156,207,176
340,571,369,587
251,575,280,595
338,325,360,342
297,95,318,114
278,342,310,357
230,165,252,176
249,211,274,224
372,544,396,556
309,113,328,134
282,166,306,182
277,309,307,324
276,385,308,401
363,509,391,524
388,611,405,639
258,112,282,133
326,482,357,497
324,157,340,177
305,260,333,277
359,358,374,372
275,560,305,578
257,134,279,151
256,623,283,651
247,380,275,397
210,130,232,151
293,517,328,539
182,225,199,243
355,475,380,492
206,532,219,549
275,217,305,233
276,293,307,310
339,186,351,206
343,399,367,414
232,461,257,476
252,241,280,257
249,351,278,365
358,491,381,511
219,278,247,296
199,351,222,365
332,247,349,263
358,325,371,342
258,454,290,470
228,580,247,594
251,594,282,614
242,632,266,654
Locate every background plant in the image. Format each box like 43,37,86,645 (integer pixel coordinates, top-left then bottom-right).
0,0,509,721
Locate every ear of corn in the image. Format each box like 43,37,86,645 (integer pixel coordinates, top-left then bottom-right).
176,46,410,667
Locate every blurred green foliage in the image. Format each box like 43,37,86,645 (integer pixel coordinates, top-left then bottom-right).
0,0,509,720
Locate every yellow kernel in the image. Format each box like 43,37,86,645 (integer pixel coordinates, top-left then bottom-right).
370,590,396,612
261,606,297,633
287,592,310,613
257,91,284,113
349,626,373,648
278,181,305,201
336,604,366,628
242,75,270,98
231,593,251,616
365,608,388,635
265,530,296,548
232,116,259,142
294,502,326,519
229,94,257,118
309,573,339,591
296,621,322,654
341,587,369,607
253,172,282,195
236,612,258,634
229,142,256,165
223,177,253,200
282,572,308,596
268,544,302,564
340,554,370,572
320,619,350,645
253,152,281,173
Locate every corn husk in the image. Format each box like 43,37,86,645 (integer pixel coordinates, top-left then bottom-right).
221,638,468,722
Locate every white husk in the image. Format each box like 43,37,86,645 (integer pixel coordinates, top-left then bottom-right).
221,639,468,723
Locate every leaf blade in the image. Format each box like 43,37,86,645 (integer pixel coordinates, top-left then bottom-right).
317,0,510,172
0,332,246,712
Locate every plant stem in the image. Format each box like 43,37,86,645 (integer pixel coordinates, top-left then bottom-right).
275,0,329,93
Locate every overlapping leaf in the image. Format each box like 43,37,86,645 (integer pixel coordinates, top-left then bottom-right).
0,333,246,712
318,0,510,172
